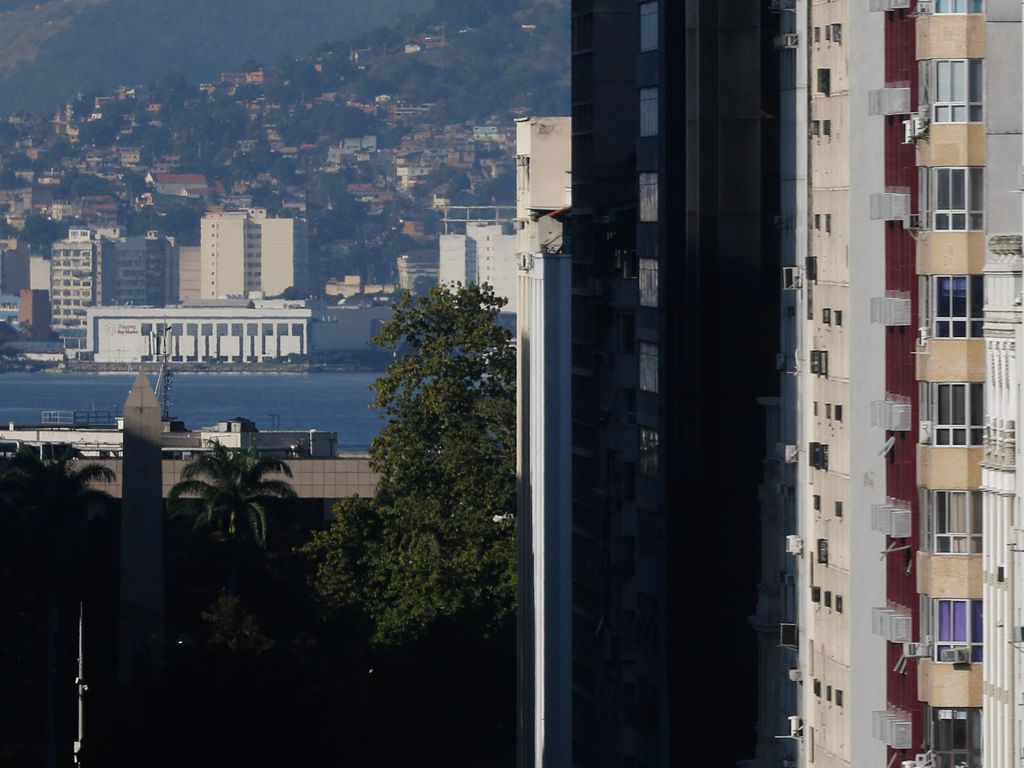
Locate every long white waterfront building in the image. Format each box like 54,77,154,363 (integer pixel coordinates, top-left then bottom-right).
84,299,391,363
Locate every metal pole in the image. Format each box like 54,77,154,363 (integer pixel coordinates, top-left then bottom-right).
73,602,85,766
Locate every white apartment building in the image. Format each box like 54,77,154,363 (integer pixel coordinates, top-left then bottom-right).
440,222,518,312
514,115,571,768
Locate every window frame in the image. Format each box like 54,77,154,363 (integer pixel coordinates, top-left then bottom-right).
934,598,983,662
638,341,659,393
639,2,658,52
639,87,658,138
929,59,983,123
931,489,984,554
638,172,659,222
923,167,984,232
923,381,984,446
930,274,984,339
929,707,982,768
934,0,983,12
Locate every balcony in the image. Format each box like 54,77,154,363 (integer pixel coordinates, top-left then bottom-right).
982,418,1016,471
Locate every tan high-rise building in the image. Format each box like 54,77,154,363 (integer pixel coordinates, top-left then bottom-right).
758,3,1023,768
200,209,308,299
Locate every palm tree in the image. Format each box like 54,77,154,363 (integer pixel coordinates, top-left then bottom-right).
0,445,114,768
167,441,296,593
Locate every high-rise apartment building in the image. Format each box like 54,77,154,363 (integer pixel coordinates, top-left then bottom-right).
756,2,1023,767
50,228,179,335
51,228,110,333
440,223,518,312
200,209,308,299
515,115,572,768
517,2,772,766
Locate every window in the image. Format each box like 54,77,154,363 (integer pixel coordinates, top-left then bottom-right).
639,342,658,393
835,501,843,517
834,310,842,326
932,60,983,122
639,258,658,307
933,275,983,338
823,120,831,137
813,27,820,43
639,173,658,222
835,595,843,613
639,427,659,476
933,490,983,553
928,167,984,231
817,68,831,96
825,214,832,233
930,708,981,768
930,382,984,446
639,88,658,137
639,2,658,52
835,689,843,707
934,599,983,662
935,0,983,12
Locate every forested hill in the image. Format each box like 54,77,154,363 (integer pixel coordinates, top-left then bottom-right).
0,0,432,111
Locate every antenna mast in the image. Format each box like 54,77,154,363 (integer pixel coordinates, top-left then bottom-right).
73,602,86,766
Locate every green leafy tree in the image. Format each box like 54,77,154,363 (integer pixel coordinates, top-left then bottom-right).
303,282,516,645
167,442,296,593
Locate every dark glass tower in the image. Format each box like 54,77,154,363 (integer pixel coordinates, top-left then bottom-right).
566,2,775,764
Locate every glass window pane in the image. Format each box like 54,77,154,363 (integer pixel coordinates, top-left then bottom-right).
951,168,965,209
951,386,966,423
969,60,983,105
970,168,984,212
953,601,967,641
936,276,951,316
938,384,952,424
951,60,966,102
937,168,950,209
970,276,984,319
937,60,952,100
938,600,952,641
970,383,983,426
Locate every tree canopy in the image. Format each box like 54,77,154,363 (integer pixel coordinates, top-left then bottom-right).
302,282,516,645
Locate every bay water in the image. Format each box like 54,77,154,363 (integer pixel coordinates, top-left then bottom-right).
0,371,382,452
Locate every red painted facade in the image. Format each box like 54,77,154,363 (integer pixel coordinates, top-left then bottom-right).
883,5,922,761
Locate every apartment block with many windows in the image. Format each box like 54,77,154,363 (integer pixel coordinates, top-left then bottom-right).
760,2,1024,767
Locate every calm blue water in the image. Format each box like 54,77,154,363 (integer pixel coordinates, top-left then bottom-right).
0,371,382,452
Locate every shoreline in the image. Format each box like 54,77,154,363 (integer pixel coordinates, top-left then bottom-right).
0,361,387,375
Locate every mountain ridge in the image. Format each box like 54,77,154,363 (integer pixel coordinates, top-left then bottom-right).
0,0,431,111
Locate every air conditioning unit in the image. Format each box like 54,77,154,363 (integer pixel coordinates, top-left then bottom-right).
788,715,803,738
773,33,800,50
786,535,804,555
782,265,801,290
903,636,933,657
788,667,803,682
919,420,934,445
939,646,971,664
